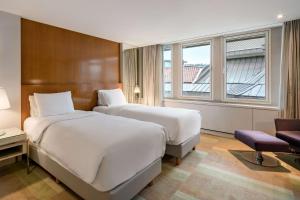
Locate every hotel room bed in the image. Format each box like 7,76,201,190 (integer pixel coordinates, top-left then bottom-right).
93,102,201,164
25,104,165,199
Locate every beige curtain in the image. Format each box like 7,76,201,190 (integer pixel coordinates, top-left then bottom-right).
123,48,138,103
142,45,162,106
281,19,300,118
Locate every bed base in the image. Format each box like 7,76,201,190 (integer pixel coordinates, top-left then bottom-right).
165,134,200,165
29,144,161,200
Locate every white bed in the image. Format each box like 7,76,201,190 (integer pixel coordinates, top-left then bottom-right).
24,110,166,192
94,89,202,165
93,104,201,145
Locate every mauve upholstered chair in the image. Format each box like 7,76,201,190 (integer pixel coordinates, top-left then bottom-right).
275,119,300,153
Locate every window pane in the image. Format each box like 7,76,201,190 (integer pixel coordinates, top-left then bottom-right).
163,46,172,97
225,34,266,100
182,43,211,97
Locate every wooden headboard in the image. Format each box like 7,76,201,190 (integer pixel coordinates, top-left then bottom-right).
21,19,122,127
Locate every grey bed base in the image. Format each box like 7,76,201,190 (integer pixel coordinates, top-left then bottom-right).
29,144,161,200
165,133,200,164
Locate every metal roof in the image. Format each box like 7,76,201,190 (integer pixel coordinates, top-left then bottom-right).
163,48,266,99
163,64,204,83
183,66,203,83
226,56,265,98
186,55,265,98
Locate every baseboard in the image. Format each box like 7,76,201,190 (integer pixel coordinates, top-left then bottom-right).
201,129,234,138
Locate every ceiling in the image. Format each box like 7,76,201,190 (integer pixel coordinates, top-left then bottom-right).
0,0,299,46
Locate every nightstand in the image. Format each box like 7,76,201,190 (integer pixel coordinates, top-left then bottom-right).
0,128,27,168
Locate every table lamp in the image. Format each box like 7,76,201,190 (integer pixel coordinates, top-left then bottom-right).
134,85,141,94
0,87,10,136
134,85,141,103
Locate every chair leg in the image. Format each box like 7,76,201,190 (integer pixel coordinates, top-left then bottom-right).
148,180,154,187
55,178,60,184
256,151,264,165
175,158,181,166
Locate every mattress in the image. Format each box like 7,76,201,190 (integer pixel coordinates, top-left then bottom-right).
24,111,166,192
93,104,202,145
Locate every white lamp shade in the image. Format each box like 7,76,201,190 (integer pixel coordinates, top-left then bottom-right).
134,85,141,94
0,88,10,110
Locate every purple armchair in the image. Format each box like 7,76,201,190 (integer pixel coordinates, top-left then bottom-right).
275,119,300,153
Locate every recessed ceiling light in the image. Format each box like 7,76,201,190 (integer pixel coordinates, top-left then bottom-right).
277,14,283,19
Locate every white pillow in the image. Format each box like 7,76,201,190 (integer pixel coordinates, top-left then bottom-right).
34,91,75,117
29,95,39,117
98,89,127,106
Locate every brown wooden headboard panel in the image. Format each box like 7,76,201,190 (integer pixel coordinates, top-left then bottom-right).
21,18,122,127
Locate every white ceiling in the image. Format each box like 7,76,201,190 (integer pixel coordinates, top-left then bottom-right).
0,0,299,46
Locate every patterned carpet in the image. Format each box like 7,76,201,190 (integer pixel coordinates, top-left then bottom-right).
137,134,300,200
0,134,299,200
137,151,298,200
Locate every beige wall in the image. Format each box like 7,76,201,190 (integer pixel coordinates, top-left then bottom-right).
164,100,279,134
270,26,282,107
0,11,21,129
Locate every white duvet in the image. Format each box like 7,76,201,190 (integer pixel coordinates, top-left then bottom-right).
24,111,165,191
93,104,201,145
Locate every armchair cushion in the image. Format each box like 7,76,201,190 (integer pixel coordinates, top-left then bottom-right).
276,131,300,147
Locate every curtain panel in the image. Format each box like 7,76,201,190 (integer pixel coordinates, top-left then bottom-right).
281,19,300,118
142,45,162,106
123,48,138,103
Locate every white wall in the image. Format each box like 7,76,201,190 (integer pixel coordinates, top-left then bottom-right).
0,11,21,129
164,100,279,135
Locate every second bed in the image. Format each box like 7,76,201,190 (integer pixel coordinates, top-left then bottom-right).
94,89,202,165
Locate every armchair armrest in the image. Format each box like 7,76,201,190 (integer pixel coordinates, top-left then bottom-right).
275,118,300,131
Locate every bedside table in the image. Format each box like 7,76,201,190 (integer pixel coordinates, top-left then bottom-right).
0,128,27,169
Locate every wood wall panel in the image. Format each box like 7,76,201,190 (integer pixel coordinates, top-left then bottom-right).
21,19,121,126
21,18,120,84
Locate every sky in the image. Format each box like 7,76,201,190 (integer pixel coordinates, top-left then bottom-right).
164,44,211,65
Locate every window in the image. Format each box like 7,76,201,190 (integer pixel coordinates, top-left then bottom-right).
181,42,211,97
224,32,268,102
163,46,172,97
161,29,273,106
